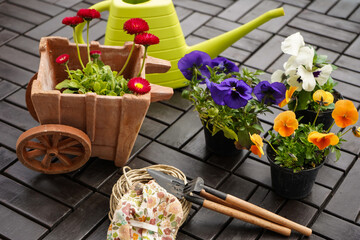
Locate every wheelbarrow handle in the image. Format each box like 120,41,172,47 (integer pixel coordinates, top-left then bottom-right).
186,195,291,237
201,186,312,236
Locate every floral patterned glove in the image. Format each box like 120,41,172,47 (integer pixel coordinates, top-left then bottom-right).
107,180,183,240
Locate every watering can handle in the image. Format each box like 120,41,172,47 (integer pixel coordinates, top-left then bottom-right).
145,56,173,102
74,0,111,44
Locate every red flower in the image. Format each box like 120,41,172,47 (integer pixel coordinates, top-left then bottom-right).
77,9,101,20
127,77,151,94
56,54,69,64
90,50,101,58
123,18,149,35
134,33,160,46
62,16,84,27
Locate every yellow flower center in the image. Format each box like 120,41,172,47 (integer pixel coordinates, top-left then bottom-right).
232,87,236,91
135,83,144,89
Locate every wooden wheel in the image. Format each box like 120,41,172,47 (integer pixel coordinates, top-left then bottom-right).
16,124,91,174
26,73,39,122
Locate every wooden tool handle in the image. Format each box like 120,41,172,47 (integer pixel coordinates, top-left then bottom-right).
226,194,312,236
202,199,291,237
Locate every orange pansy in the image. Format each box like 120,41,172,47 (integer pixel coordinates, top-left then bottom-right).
308,131,339,150
313,90,334,106
278,86,297,108
274,111,299,137
250,134,264,158
332,100,358,128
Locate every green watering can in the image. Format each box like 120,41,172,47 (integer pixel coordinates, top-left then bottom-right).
75,0,284,88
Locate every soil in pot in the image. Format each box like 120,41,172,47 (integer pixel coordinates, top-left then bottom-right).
203,126,242,156
266,145,325,199
295,89,343,130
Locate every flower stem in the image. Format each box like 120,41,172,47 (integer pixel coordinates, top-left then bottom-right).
86,21,90,62
293,97,298,112
326,121,335,133
73,28,85,69
137,45,148,77
340,127,352,137
313,107,321,126
264,139,278,155
118,36,136,77
65,63,74,81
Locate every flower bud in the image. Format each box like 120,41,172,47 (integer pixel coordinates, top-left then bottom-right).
352,126,360,138
208,108,219,117
181,90,190,99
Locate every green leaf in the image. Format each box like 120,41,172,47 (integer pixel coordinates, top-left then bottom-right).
252,123,264,133
222,126,238,141
63,89,75,94
94,82,101,92
55,80,71,89
68,80,82,89
295,91,312,111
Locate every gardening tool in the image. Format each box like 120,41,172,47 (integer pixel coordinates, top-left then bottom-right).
148,169,301,237
75,0,285,88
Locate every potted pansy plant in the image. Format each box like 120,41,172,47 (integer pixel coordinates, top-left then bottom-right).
271,32,341,130
178,51,286,156
18,10,173,174
249,90,359,199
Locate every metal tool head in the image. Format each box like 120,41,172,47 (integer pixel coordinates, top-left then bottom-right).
147,169,186,199
183,177,205,195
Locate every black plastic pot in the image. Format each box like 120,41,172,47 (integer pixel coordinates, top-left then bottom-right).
295,89,343,130
203,126,242,156
266,145,325,199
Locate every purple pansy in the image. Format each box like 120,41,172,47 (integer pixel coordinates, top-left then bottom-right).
206,78,253,109
178,51,211,81
253,81,286,105
210,57,239,74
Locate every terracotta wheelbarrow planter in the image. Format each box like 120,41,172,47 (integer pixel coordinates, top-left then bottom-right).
16,36,173,174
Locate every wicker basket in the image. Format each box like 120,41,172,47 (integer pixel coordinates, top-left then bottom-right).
109,164,192,227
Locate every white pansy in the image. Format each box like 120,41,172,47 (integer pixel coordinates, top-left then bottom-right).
271,70,285,83
297,65,316,91
315,64,333,86
283,56,298,74
295,46,314,70
281,32,305,56
287,75,303,91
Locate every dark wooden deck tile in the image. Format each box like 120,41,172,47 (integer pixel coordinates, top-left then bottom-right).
174,0,222,15
315,165,343,189
0,3,50,25
25,10,76,40
260,201,317,239
0,147,16,171
0,46,39,72
205,17,273,43
207,150,248,171
235,158,272,188
328,0,359,19
345,35,360,58
42,193,108,240
139,141,229,187
98,170,122,197
325,159,360,222
8,0,64,16
279,26,349,52
0,13,35,33
181,130,209,160
5,88,27,109
5,161,92,207
0,204,48,240
335,55,360,74
146,102,183,125
219,174,257,200
0,101,38,130
288,18,357,43
0,175,70,227
0,120,22,150
299,10,360,33
176,231,198,240
218,0,261,21
139,117,167,139
349,6,360,22
0,61,34,86
75,158,118,189
302,183,332,208
326,150,357,171
182,207,230,240
0,29,17,45
312,212,360,239
245,35,285,70
0,80,20,100
180,12,212,37
157,108,203,148
127,157,152,170
7,36,40,56
334,81,360,102
85,218,110,240
257,106,284,125
163,89,193,111
307,0,337,13
130,135,151,158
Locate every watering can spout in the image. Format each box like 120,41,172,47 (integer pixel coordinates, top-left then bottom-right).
186,7,285,57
